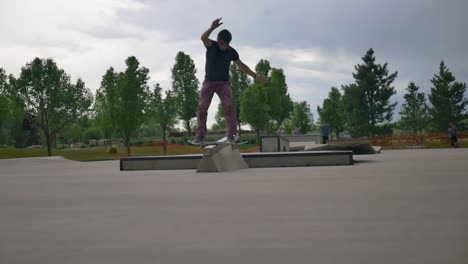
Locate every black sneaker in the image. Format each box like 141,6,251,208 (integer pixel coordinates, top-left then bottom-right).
192,135,205,145
227,135,239,143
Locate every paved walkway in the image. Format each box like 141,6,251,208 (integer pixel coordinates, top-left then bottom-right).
1,149,467,263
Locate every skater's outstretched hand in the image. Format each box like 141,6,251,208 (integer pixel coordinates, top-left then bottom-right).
211,18,223,30
202,18,222,47
234,60,269,84
255,75,268,84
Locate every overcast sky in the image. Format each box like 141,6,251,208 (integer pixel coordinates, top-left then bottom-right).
1,0,467,128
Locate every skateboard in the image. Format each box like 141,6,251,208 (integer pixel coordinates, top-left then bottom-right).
190,136,248,147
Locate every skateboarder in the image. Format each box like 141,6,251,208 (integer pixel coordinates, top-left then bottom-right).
192,18,267,145
321,122,330,144
448,122,458,148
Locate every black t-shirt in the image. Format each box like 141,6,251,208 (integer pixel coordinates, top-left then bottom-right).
205,40,239,81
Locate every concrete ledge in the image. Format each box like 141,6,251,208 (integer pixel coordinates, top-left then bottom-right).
305,142,381,154
260,136,290,152
242,151,353,168
120,154,201,171
120,151,353,171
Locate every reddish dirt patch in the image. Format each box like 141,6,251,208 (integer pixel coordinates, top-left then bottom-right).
136,142,201,153
240,146,260,153
137,142,175,147
137,141,259,154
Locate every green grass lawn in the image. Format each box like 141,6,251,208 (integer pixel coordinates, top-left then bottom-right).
0,143,260,161
2,141,463,161
0,146,200,161
238,144,258,151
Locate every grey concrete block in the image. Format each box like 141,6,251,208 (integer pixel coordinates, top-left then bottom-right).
261,136,290,152
243,151,353,167
197,143,248,172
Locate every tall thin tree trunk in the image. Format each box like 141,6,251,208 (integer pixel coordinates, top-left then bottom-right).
186,120,191,139
162,128,167,155
109,128,112,147
46,135,52,156
126,137,131,157
256,130,260,147
0,125,3,145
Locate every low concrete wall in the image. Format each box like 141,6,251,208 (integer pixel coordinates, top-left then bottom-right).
261,135,321,152
243,151,353,168
260,136,290,152
120,154,200,170
120,151,353,171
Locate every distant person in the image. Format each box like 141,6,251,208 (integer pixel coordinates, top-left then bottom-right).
448,122,458,148
276,124,284,136
321,122,330,144
192,18,267,145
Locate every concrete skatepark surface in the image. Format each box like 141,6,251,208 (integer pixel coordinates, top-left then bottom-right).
1,149,467,263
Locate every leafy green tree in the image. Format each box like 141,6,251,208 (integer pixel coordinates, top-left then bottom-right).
83,127,103,142
214,103,226,130
95,67,119,143
171,51,199,138
0,68,13,145
230,64,251,136
240,83,270,143
114,56,151,156
269,68,293,129
399,82,428,135
342,48,397,137
0,70,24,146
292,101,313,134
16,58,93,155
253,59,274,134
282,119,294,135
255,59,271,78
151,83,177,142
428,61,467,131
317,87,346,139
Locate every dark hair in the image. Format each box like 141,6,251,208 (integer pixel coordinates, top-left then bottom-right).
217,29,232,43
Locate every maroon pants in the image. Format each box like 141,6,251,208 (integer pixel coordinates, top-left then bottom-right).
196,80,238,136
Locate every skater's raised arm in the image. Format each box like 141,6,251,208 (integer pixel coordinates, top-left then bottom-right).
234,60,268,83
201,18,223,48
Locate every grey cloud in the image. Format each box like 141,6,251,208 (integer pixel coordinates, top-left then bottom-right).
126,0,468,88
3,0,467,125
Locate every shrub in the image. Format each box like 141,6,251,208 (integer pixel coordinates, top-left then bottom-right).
132,140,144,146
174,137,189,145
242,135,258,144
56,144,66,150
83,127,103,142
107,146,118,154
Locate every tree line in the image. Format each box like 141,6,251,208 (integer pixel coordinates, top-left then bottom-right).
0,52,313,156
317,48,467,139
1,48,466,156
